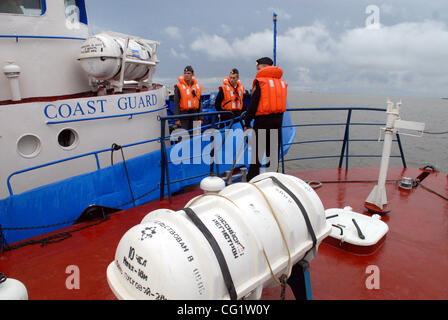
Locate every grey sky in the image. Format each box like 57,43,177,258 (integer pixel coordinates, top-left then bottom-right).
87,1,448,98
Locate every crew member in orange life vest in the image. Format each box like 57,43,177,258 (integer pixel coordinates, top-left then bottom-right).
174,65,203,131
215,68,246,127
243,57,288,180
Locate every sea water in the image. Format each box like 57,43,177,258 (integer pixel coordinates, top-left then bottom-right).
285,92,448,173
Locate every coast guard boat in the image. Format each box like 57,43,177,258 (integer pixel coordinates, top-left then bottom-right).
1,0,284,244
0,1,446,302
0,0,167,241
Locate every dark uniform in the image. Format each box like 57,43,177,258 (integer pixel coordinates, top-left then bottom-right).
244,57,288,180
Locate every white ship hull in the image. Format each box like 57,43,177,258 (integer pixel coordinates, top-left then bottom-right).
0,87,168,199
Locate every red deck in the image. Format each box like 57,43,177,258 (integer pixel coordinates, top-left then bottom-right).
1,167,447,300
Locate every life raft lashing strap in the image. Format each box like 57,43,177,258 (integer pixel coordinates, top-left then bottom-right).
182,207,237,300
267,176,318,252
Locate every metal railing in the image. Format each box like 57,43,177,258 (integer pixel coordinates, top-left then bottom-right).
158,110,245,200
279,107,406,173
6,105,169,196
5,105,407,203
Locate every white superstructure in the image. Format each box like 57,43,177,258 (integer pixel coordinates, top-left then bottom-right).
0,0,167,199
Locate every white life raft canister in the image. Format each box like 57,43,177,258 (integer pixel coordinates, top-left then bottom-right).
78,33,155,81
0,275,28,300
106,172,331,300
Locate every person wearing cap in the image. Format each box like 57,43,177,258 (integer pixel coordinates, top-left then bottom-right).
244,57,288,180
173,65,203,131
214,68,246,128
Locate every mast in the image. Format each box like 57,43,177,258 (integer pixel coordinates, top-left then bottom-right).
273,12,278,66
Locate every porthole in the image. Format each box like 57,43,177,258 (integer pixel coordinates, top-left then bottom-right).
57,128,79,150
17,134,42,158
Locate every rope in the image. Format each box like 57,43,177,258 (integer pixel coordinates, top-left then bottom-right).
0,219,77,231
115,185,160,209
0,226,7,253
211,119,238,159
0,273,6,284
419,183,448,201
423,130,448,135
248,182,293,283
306,179,401,189
4,215,110,251
0,185,159,233
226,130,251,184
186,192,239,209
112,144,136,207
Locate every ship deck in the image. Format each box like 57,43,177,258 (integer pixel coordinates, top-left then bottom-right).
1,167,447,300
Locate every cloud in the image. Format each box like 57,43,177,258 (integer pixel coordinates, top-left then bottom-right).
190,20,448,96
170,48,188,60
190,23,333,63
190,34,235,59
164,26,182,39
380,4,394,15
220,24,232,35
337,21,448,75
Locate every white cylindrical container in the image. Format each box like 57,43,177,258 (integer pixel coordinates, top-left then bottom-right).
3,62,21,101
200,175,226,193
78,33,154,81
0,277,28,300
107,172,331,300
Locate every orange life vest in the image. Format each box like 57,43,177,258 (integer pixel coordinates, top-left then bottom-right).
175,76,203,111
252,66,288,116
220,77,245,111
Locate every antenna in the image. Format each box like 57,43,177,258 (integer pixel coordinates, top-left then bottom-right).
365,100,425,213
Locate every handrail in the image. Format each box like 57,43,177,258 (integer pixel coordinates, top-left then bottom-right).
159,110,234,121
0,35,87,42
7,104,170,195
6,136,161,196
6,101,224,198
280,106,406,171
287,107,386,112
5,105,406,202
159,111,245,200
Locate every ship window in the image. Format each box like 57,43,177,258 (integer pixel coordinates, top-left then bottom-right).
17,134,42,158
58,128,79,150
64,0,88,26
0,0,43,16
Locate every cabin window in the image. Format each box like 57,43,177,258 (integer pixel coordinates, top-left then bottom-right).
0,0,43,16
58,128,79,150
64,0,88,26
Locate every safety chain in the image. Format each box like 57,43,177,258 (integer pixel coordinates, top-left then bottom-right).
0,219,76,231
5,215,110,251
